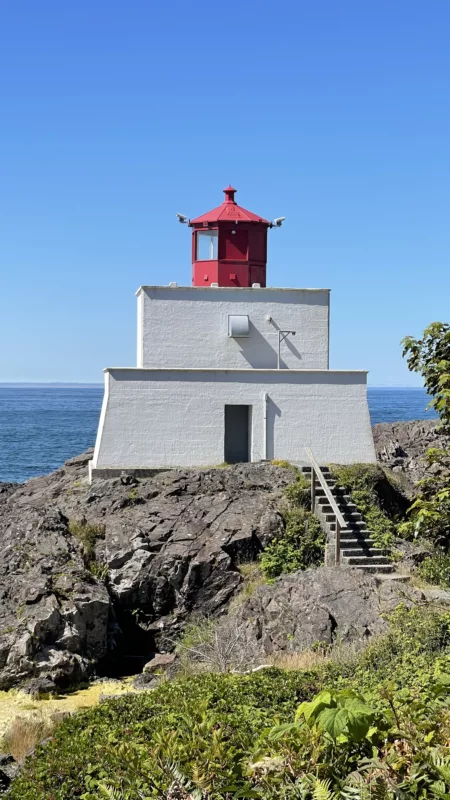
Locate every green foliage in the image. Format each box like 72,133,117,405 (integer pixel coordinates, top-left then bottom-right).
10,605,450,799
259,472,324,580
271,459,298,470
8,669,320,800
259,508,325,580
284,472,312,508
69,520,105,561
401,323,450,548
68,519,106,576
330,464,399,552
399,448,450,546
416,551,450,587
401,321,450,432
269,689,379,744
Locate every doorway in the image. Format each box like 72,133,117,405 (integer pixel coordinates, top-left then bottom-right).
224,405,251,463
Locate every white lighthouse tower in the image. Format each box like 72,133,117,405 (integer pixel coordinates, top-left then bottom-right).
89,187,375,480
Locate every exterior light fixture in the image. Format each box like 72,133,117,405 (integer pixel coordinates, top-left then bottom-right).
277,329,296,369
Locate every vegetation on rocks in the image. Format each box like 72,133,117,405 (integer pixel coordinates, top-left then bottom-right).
400,322,450,550
330,463,402,552
416,551,450,588
68,518,106,574
9,604,450,799
260,473,325,580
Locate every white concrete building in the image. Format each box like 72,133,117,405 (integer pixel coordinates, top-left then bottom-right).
90,188,375,479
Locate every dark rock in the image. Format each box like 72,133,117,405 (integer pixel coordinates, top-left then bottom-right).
0,455,294,687
21,676,57,697
132,672,161,689
373,420,450,491
393,539,433,567
0,753,18,794
143,652,176,673
231,567,422,657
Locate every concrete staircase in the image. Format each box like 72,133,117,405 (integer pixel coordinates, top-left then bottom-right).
301,465,393,574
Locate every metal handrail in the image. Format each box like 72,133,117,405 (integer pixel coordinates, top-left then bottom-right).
305,447,346,565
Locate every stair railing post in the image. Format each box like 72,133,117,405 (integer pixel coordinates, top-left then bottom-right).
335,519,341,566
311,468,315,512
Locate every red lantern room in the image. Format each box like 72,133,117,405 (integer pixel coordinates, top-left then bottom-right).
189,186,272,288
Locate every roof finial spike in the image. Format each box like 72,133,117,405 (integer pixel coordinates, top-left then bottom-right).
223,185,237,204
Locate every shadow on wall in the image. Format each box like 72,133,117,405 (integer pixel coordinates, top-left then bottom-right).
266,396,281,459
234,321,303,369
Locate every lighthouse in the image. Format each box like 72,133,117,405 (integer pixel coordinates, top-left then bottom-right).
90,187,375,479
189,186,271,288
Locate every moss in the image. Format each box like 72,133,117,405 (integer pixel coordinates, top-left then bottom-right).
68,520,106,576
329,463,408,553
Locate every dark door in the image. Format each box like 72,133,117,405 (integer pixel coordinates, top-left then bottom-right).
224,405,250,463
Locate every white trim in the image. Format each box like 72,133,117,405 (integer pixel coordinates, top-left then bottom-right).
136,285,331,296
103,367,369,375
92,371,110,467
137,291,144,368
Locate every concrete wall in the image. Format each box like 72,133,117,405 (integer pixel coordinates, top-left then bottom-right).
138,286,330,370
91,368,375,474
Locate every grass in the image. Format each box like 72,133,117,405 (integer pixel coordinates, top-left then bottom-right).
267,638,368,672
0,680,137,762
68,519,106,569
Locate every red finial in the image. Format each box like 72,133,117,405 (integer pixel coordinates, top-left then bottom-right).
223,185,237,204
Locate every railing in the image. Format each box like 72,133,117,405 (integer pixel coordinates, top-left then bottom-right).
305,447,346,566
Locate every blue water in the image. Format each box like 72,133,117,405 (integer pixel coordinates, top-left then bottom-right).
0,386,438,484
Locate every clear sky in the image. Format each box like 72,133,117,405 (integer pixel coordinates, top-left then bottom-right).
1,0,449,385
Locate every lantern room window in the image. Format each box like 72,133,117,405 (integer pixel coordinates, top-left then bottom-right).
196,230,218,260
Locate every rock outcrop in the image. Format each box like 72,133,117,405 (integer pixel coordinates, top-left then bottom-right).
0,455,291,689
373,419,449,490
232,567,427,657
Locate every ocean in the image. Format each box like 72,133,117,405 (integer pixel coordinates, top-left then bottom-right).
0,386,438,484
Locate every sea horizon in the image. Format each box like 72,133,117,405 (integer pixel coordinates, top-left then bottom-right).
0,384,438,483
0,382,427,389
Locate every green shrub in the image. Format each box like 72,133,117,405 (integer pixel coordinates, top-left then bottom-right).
8,670,319,800
330,463,400,552
416,551,450,587
283,471,311,508
259,508,325,580
9,605,450,800
68,520,106,574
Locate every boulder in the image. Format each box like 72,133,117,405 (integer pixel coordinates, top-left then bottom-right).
0,458,294,687
231,567,424,658
0,754,18,795
373,420,450,491
143,652,176,673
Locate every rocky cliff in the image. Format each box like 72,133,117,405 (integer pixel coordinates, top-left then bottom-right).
0,455,289,691
1,418,446,691
373,418,449,490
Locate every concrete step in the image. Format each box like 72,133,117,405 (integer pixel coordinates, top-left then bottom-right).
340,537,376,547
357,564,394,574
342,548,385,558
330,521,368,532
341,541,379,551
318,504,362,522
343,555,391,566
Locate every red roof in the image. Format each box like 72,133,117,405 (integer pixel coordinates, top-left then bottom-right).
190,186,271,225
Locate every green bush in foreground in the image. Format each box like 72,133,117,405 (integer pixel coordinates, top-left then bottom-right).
9,605,450,799
259,508,325,580
416,550,450,587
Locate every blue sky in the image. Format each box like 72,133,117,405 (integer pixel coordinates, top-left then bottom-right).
1,1,449,385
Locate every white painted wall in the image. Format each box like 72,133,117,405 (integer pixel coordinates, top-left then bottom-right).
91,368,375,473
138,286,330,371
